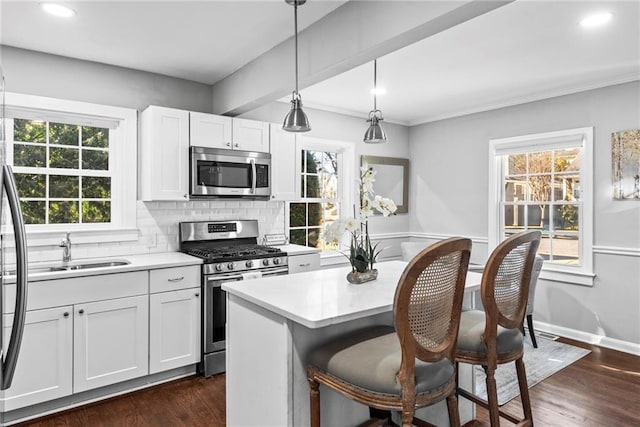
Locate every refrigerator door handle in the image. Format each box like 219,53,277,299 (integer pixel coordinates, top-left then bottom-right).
1,165,28,390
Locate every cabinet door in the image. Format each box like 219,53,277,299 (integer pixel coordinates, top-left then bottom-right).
1,307,73,411
73,295,148,393
269,126,298,200
149,288,201,374
190,112,232,149
233,118,270,152
140,106,190,200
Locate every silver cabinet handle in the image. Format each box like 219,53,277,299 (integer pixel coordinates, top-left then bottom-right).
234,143,239,148
78,309,85,314
195,293,200,297
1,165,28,390
63,312,69,318
226,142,231,147
299,263,311,267
168,276,184,282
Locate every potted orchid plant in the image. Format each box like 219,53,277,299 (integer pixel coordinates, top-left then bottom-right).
324,166,397,283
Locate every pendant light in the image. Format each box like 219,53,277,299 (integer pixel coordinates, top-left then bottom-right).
283,0,311,132
363,59,387,143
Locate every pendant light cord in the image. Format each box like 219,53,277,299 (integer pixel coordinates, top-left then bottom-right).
373,59,377,111
294,3,299,96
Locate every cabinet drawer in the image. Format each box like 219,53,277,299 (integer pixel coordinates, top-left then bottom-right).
288,253,320,274
3,271,148,313
150,266,200,293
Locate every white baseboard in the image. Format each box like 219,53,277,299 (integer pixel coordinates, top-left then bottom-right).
535,320,640,356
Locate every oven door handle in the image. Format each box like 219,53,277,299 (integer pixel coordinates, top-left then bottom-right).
206,273,245,283
261,267,289,277
250,159,256,194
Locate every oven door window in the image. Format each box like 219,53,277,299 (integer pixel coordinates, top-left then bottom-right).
211,285,226,346
197,161,251,188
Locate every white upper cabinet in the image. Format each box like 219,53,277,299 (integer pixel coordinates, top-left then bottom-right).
232,118,270,152
140,106,190,201
269,125,298,201
190,112,269,153
189,112,232,149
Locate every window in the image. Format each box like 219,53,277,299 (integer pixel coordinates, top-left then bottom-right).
3,93,137,243
287,137,353,251
489,127,594,285
10,118,112,225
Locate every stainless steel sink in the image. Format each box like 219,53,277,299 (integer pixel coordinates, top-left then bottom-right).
4,259,131,276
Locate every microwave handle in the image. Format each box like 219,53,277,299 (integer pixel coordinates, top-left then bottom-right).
250,159,256,194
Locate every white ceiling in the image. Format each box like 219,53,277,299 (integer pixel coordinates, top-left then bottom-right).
1,0,639,126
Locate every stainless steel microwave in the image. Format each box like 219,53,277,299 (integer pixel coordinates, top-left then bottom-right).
190,147,271,199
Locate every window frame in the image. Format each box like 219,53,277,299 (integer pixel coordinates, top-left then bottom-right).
285,136,354,252
488,127,594,286
3,93,138,246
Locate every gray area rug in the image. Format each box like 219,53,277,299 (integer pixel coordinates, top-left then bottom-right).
473,334,591,405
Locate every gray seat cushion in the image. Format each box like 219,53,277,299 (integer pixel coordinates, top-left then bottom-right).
308,325,454,396
456,310,523,355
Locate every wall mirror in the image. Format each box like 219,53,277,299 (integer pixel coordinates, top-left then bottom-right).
361,155,409,214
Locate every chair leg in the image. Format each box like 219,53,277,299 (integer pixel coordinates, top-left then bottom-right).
527,314,538,348
483,365,500,427
309,377,321,427
515,357,533,425
446,393,461,427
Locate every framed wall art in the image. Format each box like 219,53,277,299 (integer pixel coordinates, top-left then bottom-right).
612,129,640,200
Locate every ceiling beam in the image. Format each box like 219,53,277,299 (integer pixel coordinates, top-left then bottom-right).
211,0,514,116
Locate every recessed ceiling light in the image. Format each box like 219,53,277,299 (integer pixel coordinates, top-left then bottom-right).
580,12,612,28
40,3,76,18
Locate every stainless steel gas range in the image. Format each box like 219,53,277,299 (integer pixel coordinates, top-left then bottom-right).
178,220,288,377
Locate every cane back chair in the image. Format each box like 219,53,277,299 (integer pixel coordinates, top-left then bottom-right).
455,230,541,426
307,237,472,427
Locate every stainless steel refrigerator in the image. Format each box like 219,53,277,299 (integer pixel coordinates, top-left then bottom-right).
0,64,30,412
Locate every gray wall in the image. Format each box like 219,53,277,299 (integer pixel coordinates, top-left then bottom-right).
1,46,212,113
408,81,640,345
244,102,412,238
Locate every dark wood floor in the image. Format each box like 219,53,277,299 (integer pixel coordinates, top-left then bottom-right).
16,337,640,427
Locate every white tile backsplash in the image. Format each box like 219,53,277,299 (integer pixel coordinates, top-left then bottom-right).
15,199,285,265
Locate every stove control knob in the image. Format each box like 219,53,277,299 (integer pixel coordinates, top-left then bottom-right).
273,257,281,265
227,263,234,270
262,259,270,266
246,260,254,268
215,264,223,272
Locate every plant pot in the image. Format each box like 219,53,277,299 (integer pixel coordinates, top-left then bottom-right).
346,269,378,284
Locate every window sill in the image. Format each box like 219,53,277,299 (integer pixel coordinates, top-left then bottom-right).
539,267,595,287
3,228,139,248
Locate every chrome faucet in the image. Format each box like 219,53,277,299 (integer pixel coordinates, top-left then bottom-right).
59,233,71,263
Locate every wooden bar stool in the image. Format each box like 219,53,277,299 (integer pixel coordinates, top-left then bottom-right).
455,230,541,426
307,237,472,427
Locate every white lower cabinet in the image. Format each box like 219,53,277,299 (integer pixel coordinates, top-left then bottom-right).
73,295,149,393
149,288,201,374
288,253,321,274
1,307,73,411
1,265,201,414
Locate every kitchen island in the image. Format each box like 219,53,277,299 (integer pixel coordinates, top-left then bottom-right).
223,260,479,426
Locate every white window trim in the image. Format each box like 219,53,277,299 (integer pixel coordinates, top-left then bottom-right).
3,92,138,246
285,135,355,252
488,127,594,286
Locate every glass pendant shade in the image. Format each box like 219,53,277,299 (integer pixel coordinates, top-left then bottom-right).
363,60,387,143
283,92,311,132
283,0,311,132
363,111,387,143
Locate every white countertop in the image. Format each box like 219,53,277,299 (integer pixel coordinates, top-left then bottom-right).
223,260,482,329
4,252,202,283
